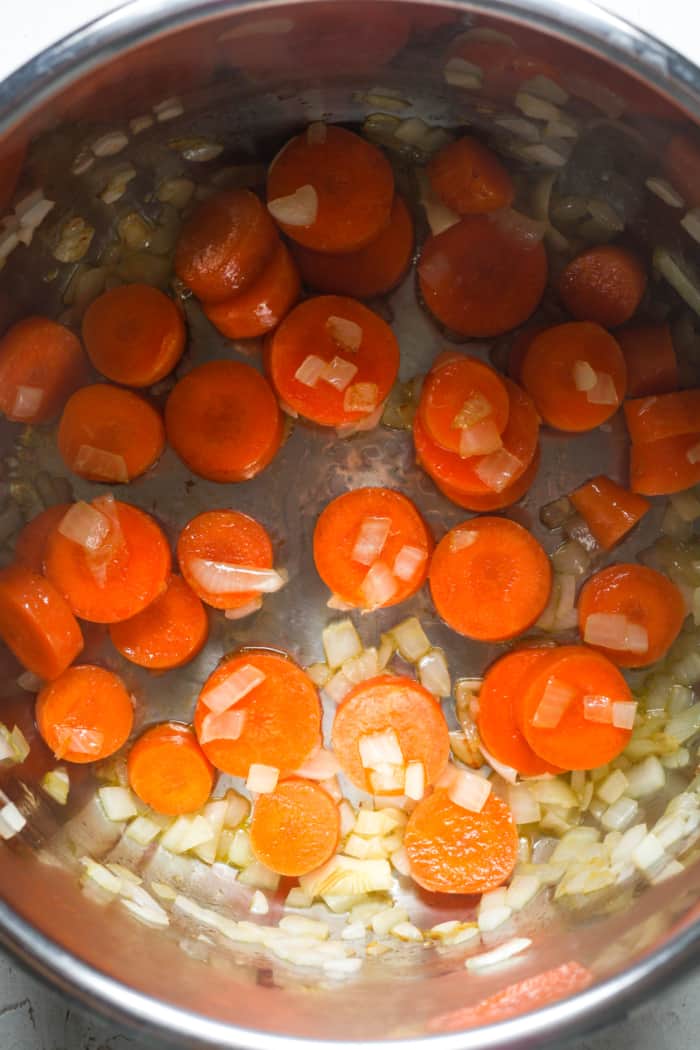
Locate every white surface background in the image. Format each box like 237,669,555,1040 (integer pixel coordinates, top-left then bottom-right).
0,0,699,1048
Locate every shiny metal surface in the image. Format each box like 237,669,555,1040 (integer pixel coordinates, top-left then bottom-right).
1,1,700,1048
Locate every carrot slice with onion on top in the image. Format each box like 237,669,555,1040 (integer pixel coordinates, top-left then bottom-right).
127,722,214,814
266,124,394,253
433,446,540,511
267,295,399,428
427,135,514,215
418,352,510,456
577,563,685,668
0,317,86,424
617,323,678,397
110,575,208,670
14,504,70,574
558,245,647,329
0,564,83,680
250,777,340,876
204,239,301,340
36,664,133,763
313,487,433,610
630,433,700,495
569,475,650,550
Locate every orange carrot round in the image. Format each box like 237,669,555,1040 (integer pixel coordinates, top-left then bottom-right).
291,195,414,299
429,517,551,642
82,283,185,387
433,446,540,511
58,384,165,484
193,650,321,778
630,433,700,495
165,360,282,482
418,353,510,455
427,135,514,215
558,245,647,328
617,323,678,397
267,295,399,427
250,777,340,876
331,674,449,794
313,487,433,610
417,215,547,337
404,788,518,894
266,125,394,253
569,475,650,550
0,565,83,680
15,504,70,574
0,317,85,424
517,645,634,769
36,664,133,763
578,563,685,668
127,722,214,814
110,575,208,670
175,188,278,303
45,499,171,623
177,510,274,612
203,240,301,340
521,322,627,432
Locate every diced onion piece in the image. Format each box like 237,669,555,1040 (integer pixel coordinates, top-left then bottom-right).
359,729,404,770
53,725,104,759
474,448,523,493
58,502,110,552
369,764,406,794
532,678,577,728
360,561,398,609
625,755,666,798
342,647,379,685
73,445,129,483
625,624,649,655
490,208,546,244
326,316,362,352
458,419,502,459
294,354,327,387
224,597,263,620
686,442,700,465
338,800,356,838
12,385,44,419
351,516,392,566
324,670,353,703
189,558,286,595
8,725,29,762
583,694,613,724
250,889,269,915
600,795,639,831
507,783,541,824
447,768,492,813
612,701,637,730
246,763,280,794
390,846,412,876
268,184,318,226
466,937,532,971
98,785,138,821
453,393,492,429
404,761,425,801
666,701,700,744
391,616,431,662
301,855,393,900
632,831,665,872
126,815,162,844
521,74,569,105
200,708,246,746
444,57,483,90
418,648,450,698
479,744,517,784
450,529,478,553
586,371,618,405
41,768,70,805
344,382,378,414
584,612,639,651
573,359,597,392
335,401,384,437
322,618,362,668
202,664,266,714
392,545,426,582
295,746,341,780
321,356,358,392
516,90,562,121
506,873,540,911
81,857,121,892
646,176,684,208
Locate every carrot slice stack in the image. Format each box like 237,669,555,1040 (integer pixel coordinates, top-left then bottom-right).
204,240,300,340
569,475,650,550
418,353,510,457
110,575,208,670
331,674,449,794
0,317,85,423
624,389,700,494
617,323,678,397
250,778,340,876
434,447,541,512
193,650,322,778
427,136,514,215
578,564,685,668
313,487,433,610
267,295,399,428
58,384,165,484
429,517,551,642
36,664,133,763
128,722,214,814
558,245,647,328
165,360,282,482
15,504,70,574
0,565,83,680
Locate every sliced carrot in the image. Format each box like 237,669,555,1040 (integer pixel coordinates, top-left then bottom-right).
177,510,273,612
267,295,399,427
662,133,700,208
266,124,394,253
290,195,414,299
15,504,70,574
194,650,321,777
478,649,562,777
313,487,433,610
418,214,547,337
82,283,185,387
58,384,165,484
558,245,647,329
427,136,514,215
404,788,518,894
418,353,510,455
434,446,540,511
521,322,626,432
249,777,340,876
331,674,449,794
35,664,133,763
45,499,171,623
414,377,539,496
0,317,86,424
624,388,700,444
517,645,634,769
203,240,301,339
630,433,700,495
165,360,282,482
616,323,678,397
429,517,551,642
578,563,685,668
569,475,650,550
174,188,278,303
110,575,208,670
127,722,214,814
507,324,546,384
0,565,83,680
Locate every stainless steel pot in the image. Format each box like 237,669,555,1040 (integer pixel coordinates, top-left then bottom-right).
1,2,700,1047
